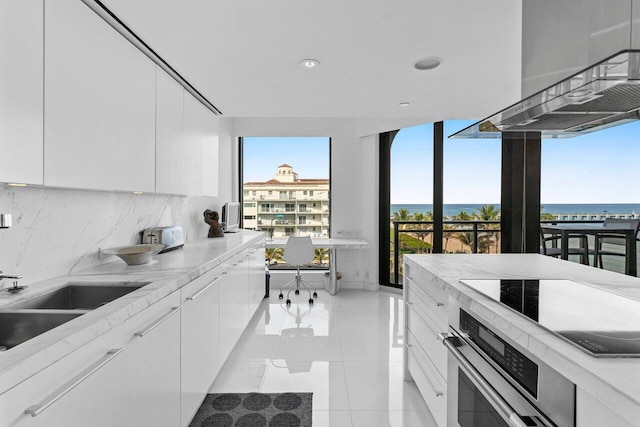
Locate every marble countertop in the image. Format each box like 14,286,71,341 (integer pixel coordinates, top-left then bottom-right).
0,230,265,396
404,254,640,426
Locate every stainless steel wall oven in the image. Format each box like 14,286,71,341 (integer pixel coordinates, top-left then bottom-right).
444,301,575,427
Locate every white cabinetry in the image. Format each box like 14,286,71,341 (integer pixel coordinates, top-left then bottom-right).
156,68,186,195
183,94,219,197
180,268,222,426
0,0,44,185
248,244,266,317
576,387,636,427
403,258,448,427
3,292,181,426
156,72,219,197
180,242,265,426
43,0,156,192
219,252,251,363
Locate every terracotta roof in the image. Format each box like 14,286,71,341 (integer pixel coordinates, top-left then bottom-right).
278,163,293,168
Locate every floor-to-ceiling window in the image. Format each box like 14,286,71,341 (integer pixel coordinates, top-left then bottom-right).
241,136,331,269
380,120,502,288
443,120,501,254
388,124,434,286
541,121,640,273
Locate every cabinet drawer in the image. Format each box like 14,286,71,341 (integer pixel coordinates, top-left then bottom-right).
407,308,447,380
406,279,447,332
405,264,447,307
406,333,446,427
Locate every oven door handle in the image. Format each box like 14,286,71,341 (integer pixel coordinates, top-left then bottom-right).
442,335,541,427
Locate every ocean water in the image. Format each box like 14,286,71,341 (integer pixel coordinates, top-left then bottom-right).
391,203,640,217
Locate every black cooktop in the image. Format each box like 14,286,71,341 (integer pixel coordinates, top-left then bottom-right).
459,279,640,357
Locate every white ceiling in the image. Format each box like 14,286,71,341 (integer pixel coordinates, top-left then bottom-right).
100,0,522,122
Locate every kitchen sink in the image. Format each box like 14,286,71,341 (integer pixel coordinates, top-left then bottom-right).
7,282,149,310
0,311,85,350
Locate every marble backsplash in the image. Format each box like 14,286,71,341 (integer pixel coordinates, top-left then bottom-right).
0,185,224,286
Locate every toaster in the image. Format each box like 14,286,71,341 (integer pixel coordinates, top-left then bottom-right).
141,226,184,253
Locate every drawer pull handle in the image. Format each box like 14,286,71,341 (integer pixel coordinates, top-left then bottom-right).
187,276,222,301
406,344,443,397
25,348,124,417
135,306,181,337
410,309,444,340
411,284,443,307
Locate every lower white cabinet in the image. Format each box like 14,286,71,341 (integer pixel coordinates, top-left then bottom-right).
576,387,636,427
219,253,250,363
403,258,449,427
1,241,266,427
3,292,181,426
248,245,266,317
180,268,222,426
180,243,265,426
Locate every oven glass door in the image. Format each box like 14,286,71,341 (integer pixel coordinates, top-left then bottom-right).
458,368,508,427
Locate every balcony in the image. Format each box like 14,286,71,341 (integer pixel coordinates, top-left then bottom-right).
390,219,640,287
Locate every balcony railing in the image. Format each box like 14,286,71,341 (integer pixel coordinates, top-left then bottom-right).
391,218,639,287
391,220,501,286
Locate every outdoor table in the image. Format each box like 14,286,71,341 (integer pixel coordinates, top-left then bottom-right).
541,223,637,276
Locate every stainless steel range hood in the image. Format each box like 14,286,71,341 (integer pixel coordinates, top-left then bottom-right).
451,50,640,139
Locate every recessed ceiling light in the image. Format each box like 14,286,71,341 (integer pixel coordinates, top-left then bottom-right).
399,102,410,107
413,57,443,71
300,59,320,69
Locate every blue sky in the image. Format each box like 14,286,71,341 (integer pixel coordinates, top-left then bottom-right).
243,137,330,183
243,122,640,204
392,120,640,204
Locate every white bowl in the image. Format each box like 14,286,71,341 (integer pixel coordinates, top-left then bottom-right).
102,244,165,265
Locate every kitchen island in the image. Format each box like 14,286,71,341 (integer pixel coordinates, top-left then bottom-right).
403,254,640,427
0,230,265,426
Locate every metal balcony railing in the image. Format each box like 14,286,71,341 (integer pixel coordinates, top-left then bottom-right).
391,220,501,286
390,218,637,287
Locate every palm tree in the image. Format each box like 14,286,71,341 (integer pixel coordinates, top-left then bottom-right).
392,208,414,255
474,204,501,253
540,206,556,222
455,210,472,221
455,231,475,253
412,211,433,253
265,248,283,266
392,208,412,226
313,248,329,266
451,211,473,252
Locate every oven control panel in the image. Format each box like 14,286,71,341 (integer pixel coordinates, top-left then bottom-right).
460,309,539,399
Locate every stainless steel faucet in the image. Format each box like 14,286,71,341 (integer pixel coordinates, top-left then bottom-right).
0,273,23,280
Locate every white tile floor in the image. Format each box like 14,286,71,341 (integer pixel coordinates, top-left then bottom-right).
210,289,439,426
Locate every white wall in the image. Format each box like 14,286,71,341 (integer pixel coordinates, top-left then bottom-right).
232,117,380,290
0,116,233,287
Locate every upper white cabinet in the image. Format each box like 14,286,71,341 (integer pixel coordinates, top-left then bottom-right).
0,0,44,185
201,110,219,197
184,94,219,197
156,68,187,195
157,70,219,197
43,0,156,192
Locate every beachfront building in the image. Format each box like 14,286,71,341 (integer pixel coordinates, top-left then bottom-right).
243,164,330,238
